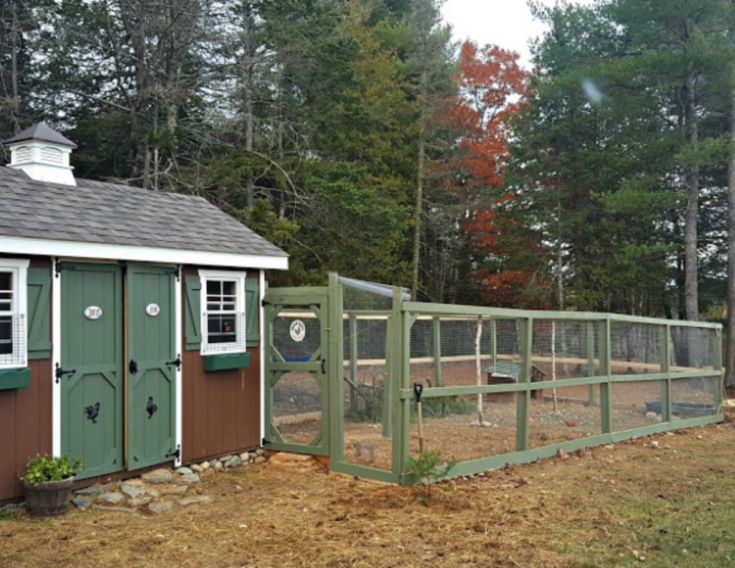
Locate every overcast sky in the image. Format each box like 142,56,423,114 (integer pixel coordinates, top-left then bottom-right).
440,0,595,67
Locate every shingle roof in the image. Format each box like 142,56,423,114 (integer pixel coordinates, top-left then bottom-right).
3,123,77,148
0,167,287,258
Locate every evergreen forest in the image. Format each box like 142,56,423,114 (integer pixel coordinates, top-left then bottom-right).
3,0,735,386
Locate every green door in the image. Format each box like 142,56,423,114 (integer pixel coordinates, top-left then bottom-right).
60,263,123,479
127,265,177,470
264,288,329,456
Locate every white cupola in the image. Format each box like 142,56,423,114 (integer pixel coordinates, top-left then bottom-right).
3,122,77,186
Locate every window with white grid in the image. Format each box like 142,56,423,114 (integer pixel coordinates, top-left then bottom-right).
0,259,29,369
199,270,246,355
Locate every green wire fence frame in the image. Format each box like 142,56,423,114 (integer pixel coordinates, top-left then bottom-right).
264,273,723,485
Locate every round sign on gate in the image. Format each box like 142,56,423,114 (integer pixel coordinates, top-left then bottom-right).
146,303,161,317
289,319,306,342
84,305,103,320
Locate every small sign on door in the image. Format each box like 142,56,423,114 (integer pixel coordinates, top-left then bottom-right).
84,305,103,320
146,303,161,317
289,319,306,342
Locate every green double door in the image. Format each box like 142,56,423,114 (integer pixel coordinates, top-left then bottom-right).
60,263,177,479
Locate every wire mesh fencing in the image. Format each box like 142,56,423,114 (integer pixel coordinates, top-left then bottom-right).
266,274,723,484
341,278,394,471
399,307,722,481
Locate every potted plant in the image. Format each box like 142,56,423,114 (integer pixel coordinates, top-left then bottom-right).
21,454,82,517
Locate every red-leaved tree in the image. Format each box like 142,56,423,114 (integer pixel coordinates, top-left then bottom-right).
447,42,548,307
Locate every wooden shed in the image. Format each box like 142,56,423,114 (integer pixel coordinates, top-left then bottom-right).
0,123,288,502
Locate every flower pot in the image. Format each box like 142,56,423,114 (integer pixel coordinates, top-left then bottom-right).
23,478,74,517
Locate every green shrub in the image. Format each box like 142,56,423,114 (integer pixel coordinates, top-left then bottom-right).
21,454,82,486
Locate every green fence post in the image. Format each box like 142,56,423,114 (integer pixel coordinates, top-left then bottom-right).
661,324,671,422
716,327,724,411
599,318,612,433
388,286,402,478
515,317,532,452
587,321,596,406
349,315,358,417
327,272,344,462
433,317,442,387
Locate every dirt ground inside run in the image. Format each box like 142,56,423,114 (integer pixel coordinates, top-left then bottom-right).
3,425,735,568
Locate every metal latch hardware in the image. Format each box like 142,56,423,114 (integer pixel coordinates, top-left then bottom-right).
166,445,181,459
54,362,76,383
166,355,182,371
146,396,158,419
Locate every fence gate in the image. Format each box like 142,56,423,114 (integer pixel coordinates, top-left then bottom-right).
264,287,330,456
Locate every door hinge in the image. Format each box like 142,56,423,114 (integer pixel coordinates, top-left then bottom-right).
54,261,76,277
261,299,271,307
166,445,181,460
262,438,269,446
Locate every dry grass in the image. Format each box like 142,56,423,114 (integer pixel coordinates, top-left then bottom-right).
3,424,735,567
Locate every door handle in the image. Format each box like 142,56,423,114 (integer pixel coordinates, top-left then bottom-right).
129,359,139,374
166,355,182,371
321,359,326,374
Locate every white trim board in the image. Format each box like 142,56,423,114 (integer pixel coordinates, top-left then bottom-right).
259,270,265,446
51,258,61,457
174,266,183,467
0,235,288,270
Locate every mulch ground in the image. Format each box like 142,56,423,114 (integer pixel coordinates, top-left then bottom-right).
2,423,735,567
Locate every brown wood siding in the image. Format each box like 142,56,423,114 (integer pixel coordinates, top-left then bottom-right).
182,268,261,463
0,256,52,502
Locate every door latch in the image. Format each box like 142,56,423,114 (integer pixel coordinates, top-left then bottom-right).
146,396,158,419
54,362,76,383
166,355,182,371
129,359,139,374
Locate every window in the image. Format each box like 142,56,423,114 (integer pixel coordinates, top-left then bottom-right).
199,270,246,355
0,259,29,369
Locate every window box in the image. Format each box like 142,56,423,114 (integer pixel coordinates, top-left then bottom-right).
203,352,251,372
0,367,30,390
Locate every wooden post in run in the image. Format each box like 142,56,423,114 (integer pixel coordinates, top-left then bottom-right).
472,317,491,427
551,321,559,413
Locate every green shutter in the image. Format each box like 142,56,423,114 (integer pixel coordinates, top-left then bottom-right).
185,275,201,350
246,278,260,347
27,267,52,360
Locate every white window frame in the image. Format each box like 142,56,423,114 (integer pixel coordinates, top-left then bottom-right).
0,258,29,369
198,269,247,355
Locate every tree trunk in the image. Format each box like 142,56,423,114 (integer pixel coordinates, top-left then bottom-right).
245,78,254,208
9,1,19,127
556,200,564,310
725,60,735,394
411,71,428,301
683,76,700,322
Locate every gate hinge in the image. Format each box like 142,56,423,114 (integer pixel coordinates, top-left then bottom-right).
261,438,269,446
261,299,271,307
166,445,181,460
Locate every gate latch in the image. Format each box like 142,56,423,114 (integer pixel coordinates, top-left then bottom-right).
146,396,158,419
166,355,182,371
54,363,76,384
